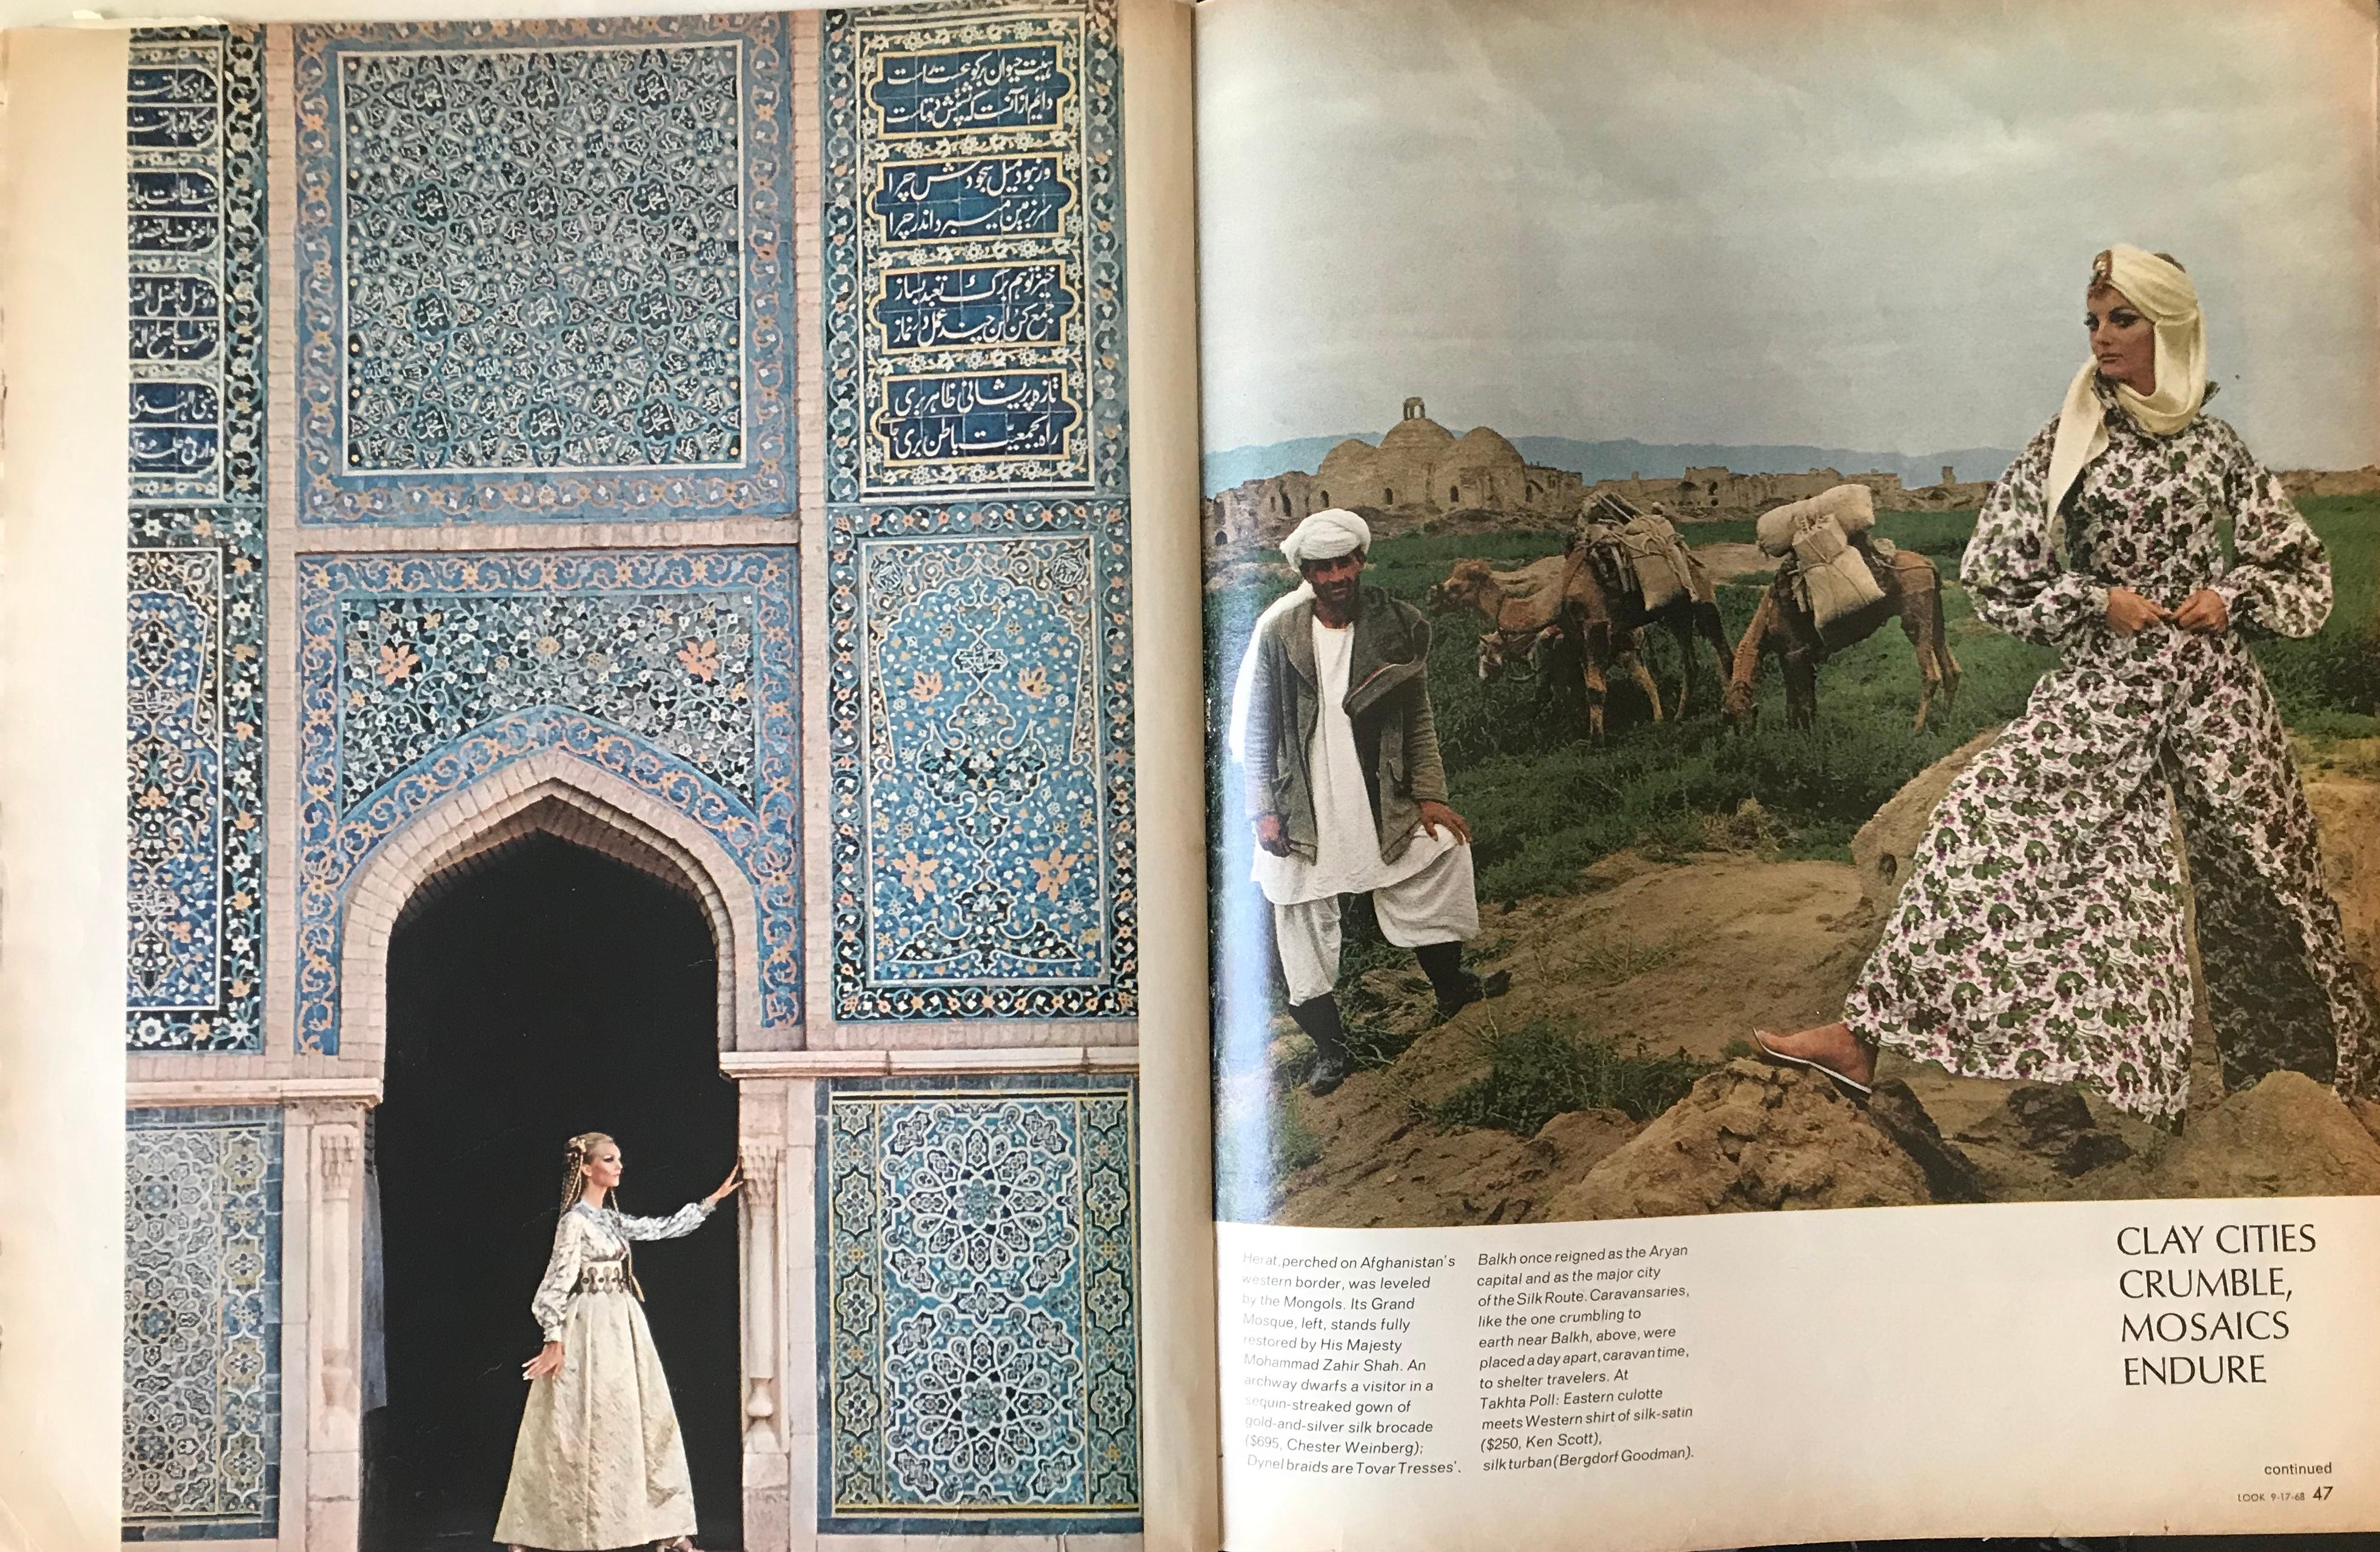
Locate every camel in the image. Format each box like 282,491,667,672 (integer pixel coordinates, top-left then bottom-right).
1426,555,1676,737
1557,531,1737,737
1722,541,1961,731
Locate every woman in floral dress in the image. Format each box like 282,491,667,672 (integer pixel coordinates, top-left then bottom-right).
496,1132,741,1552
1757,245,2377,1124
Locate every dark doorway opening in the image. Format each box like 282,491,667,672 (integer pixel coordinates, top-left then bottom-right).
364,832,743,1552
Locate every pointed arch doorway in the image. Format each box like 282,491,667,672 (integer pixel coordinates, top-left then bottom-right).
360,826,744,1552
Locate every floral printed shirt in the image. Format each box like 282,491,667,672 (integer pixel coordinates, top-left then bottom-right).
1964,380,2331,650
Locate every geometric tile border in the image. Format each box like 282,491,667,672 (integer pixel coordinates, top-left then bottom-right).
127,28,269,1052
824,501,1135,1020
124,1108,284,1540
293,548,801,1052
821,0,1126,503
292,15,794,525
818,1075,1138,1533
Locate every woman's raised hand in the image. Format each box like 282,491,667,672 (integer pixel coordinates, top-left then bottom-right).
706,1160,744,1206
523,1340,564,1381
2173,588,2230,634
2104,586,2170,635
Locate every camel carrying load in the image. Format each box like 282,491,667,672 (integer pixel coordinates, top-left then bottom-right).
1572,493,1699,615
1754,484,1890,642
1728,483,1960,732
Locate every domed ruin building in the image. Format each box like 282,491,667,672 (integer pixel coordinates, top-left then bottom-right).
1208,397,1584,549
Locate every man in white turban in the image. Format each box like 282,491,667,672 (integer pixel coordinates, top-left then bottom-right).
1230,509,1506,1095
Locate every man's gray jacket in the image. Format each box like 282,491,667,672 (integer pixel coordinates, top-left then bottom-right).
1240,585,1450,865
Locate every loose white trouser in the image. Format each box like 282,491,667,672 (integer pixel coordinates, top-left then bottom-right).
1272,843,1480,1005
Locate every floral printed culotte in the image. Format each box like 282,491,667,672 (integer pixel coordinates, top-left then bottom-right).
1844,382,2378,1121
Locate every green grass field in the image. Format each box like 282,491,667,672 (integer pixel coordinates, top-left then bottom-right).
1206,494,2380,908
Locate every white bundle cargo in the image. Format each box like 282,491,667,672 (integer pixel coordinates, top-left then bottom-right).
1756,482,1877,557
1615,512,1695,612
1794,528,1887,630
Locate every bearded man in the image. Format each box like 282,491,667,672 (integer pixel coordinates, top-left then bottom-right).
1230,509,1508,1095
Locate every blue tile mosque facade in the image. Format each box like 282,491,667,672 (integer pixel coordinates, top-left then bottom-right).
121,8,1142,1548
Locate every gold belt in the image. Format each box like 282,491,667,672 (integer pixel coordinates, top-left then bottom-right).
573,1262,637,1296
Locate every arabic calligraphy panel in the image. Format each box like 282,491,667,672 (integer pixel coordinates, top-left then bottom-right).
293,17,794,524
871,155,1074,245
127,28,266,1055
875,372,1081,465
824,2,1125,501
868,43,1072,138
873,262,1074,353
129,31,262,508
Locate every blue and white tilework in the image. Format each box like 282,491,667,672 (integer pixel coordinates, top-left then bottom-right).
819,1075,1138,1532
827,502,1134,1019
292,16,794,525
822,0,1124,501
129,29,267,1053
821,2,1133,1022
125,1108,283,1540
294,549,800,1052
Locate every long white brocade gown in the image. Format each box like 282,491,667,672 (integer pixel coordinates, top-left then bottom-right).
495,1199,715,1550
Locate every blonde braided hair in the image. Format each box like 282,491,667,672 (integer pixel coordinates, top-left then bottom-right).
558,1131,616,1214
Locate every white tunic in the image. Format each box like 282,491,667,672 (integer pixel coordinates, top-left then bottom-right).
495,1200,712,1551
1253,616,1456,907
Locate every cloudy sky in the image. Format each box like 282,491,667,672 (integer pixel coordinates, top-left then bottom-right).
1195,0,2380,469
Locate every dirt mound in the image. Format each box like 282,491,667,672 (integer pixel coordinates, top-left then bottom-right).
1267,1086,1639,1228
1545,1060,1928,1219
1255,761,2380,1228
2306,764,2380,981
1468,851,1874,1067
2148,1071,2380,1198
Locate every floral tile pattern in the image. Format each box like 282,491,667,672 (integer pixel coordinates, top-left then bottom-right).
822,0,1124,501
828,504,1135,1019
295,549,800,1052
128,30,267,1053
124,1108,282,1539
818,1076,1138,1533
292,16,794,524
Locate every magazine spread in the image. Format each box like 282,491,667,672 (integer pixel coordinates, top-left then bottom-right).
1198,0,2380,1547
0,1,2377,1550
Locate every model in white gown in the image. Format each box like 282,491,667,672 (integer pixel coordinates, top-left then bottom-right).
496,1132,739,1552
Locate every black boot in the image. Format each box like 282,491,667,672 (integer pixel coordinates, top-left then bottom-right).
1288,994,1352,1096
1416,942,1509,1020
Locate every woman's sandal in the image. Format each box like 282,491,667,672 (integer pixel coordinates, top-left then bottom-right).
1751,1028,1874,1102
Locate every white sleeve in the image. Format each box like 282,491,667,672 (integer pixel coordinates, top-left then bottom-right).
608,1200,715,1242
528,1214,585,1344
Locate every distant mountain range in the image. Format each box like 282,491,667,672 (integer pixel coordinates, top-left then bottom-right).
1202,433,2018,497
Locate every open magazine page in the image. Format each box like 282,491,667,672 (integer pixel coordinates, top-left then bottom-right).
0,3,1215,1550
1198,1,2380,1547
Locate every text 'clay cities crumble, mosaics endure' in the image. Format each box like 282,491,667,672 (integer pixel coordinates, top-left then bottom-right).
119,6,1142,1549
